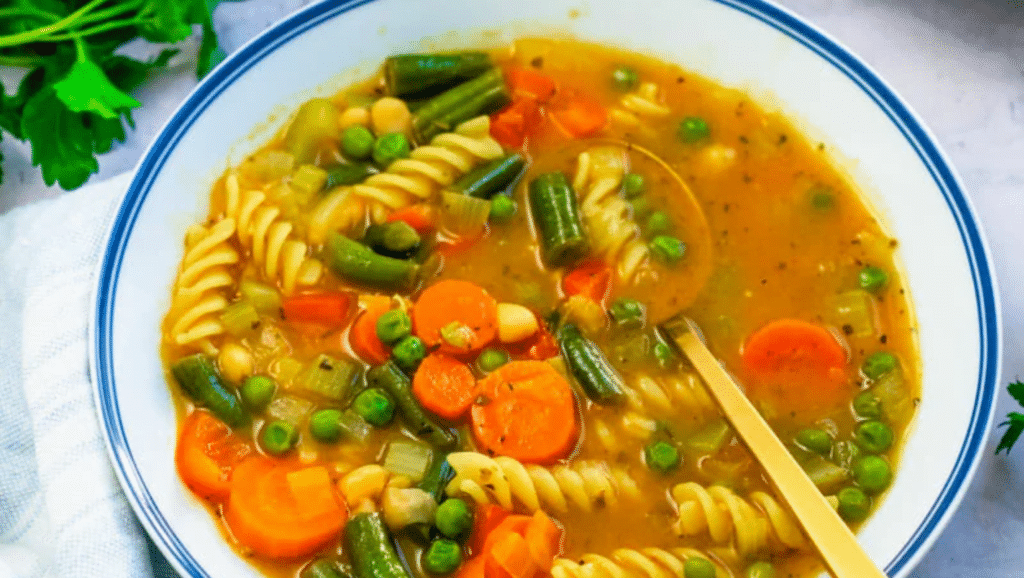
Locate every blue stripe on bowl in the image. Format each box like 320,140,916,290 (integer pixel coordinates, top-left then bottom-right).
91,0,1001,576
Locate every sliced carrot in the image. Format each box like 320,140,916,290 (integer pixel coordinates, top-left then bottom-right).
458,554,488,578
482,515,533,554
506,328,560,361
224,458,347,559
505,67,557,103
413,279,498,356
387,204,435,233
561,260,611,302
175,410,251,502
471,504,511,554
471,360,579,464
523,511,562,571
742,318,850,413
413,352,478,419
281,291,355,328
486,531,539,578
548,90,607,139
490,98,543,149
349,295,392,364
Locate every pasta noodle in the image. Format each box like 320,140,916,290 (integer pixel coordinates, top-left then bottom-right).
552,547,732,578
573,148,651,284
671,482,806,556
609,82,671,131
444,452,640,514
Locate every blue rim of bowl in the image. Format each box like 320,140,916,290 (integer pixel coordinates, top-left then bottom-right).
91,0,1000,576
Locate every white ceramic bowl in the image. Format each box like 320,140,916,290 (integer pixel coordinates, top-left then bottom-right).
90,0,1001,576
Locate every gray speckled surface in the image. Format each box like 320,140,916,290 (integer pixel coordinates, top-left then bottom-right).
2,1,1021,575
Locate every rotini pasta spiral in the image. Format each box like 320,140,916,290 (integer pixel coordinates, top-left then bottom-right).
552,547,732,578
223,172,323,294
671,482,806,556
444,452,640,514
166,218,239,354
573,148,651,284
609,82,671,131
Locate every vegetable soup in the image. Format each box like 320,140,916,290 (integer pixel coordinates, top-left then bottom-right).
162,38,918,578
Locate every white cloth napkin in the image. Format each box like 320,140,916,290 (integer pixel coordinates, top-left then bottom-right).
0,173,175,578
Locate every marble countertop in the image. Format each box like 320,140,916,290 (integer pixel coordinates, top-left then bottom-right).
2,0,1021,575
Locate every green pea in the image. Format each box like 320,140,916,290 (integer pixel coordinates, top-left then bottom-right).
853,391,882,419
611,66,639,92
240,375,276,410
352,388,396,427
855,421,894,454
650,235,686,265
609,298,645,329
858,265,888,293
477,348,511,373
836,486,871,522
435,498,474,540
261,420,297,455
861,351,898,380
744,562,776,578
683,556,716,578
376,309,412,345
308,409,343,443
341,125,375,160
622,173,646,198
853,455,892,494
392,335,426,372
677,116,710,143
489,195,517,222
808,186,835,211
423,538,462,574
644,440,680,474
644,211,672,238
795,428,832,455
653,340,674,366
372,132,411,166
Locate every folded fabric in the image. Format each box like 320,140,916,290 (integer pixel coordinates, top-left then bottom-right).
0,173,174,578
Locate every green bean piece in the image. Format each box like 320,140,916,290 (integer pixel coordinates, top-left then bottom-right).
559,324,626,405
859,265,888,293
609,298,645,329
352,388,396,427
795,428,832,455
744,561,776,578
435,498,473,541
418,454,456,503
853,455,892,494
836,487,871,522
489,195,517,222
424,539,462,575
853,391,883,419
862,351,898,380
326,233,420,291
683,556,716,578
376,309,413,345
373,133,411,167
644,440,680,474
171,354,247,427
529,172,590,267
452,153,525,199
384,52,492,97
611,66,639,92
677,116,710,143
368,362,456,448
261,420,297,455
240,375,276,410
364,222,422,256
477,348,511,373
644,211,672,238
622,173,646,198
855,421,894,454
325,162,376,189
412,68,511,143
342,125,375,160
392,336,427,372
302,559,350,578
346,512,415,578
650,235,686,265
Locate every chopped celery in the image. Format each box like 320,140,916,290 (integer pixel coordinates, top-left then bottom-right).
337,409,373,444
240,280,282,313
686,419,733,454
292,164,329,196
272,356,305,386
383,440,434,482
441,192,490,239
874,369,914,424
244,149,295,181
831,289,876,338
220,300,260,336
267,395,314,424
302,354,360,401
802,455,848,492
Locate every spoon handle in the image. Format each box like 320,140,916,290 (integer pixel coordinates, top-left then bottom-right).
666,325,888,578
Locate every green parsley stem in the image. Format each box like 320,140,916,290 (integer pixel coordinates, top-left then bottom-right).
73,0,145,28
0,54,46,67
47,18,147,43
0,7,60,22
0,0,109,48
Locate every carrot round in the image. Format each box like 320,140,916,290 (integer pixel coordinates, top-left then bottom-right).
413,280,498,356
350,295,392,364
175,411,252,502
548,91,607,139
741,318,850,413
413,352,478,420
281,291,355,327
224,457,347,559
470,360,578,464
561,260,611,303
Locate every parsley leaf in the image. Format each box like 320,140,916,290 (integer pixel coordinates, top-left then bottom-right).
996,381,1024,454
21,87,99,190
53,58,141,119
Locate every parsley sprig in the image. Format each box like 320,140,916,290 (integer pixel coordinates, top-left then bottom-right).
996,381,1024,454
0,0,237,190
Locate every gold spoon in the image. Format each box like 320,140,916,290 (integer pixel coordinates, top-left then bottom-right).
658,315,889,578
